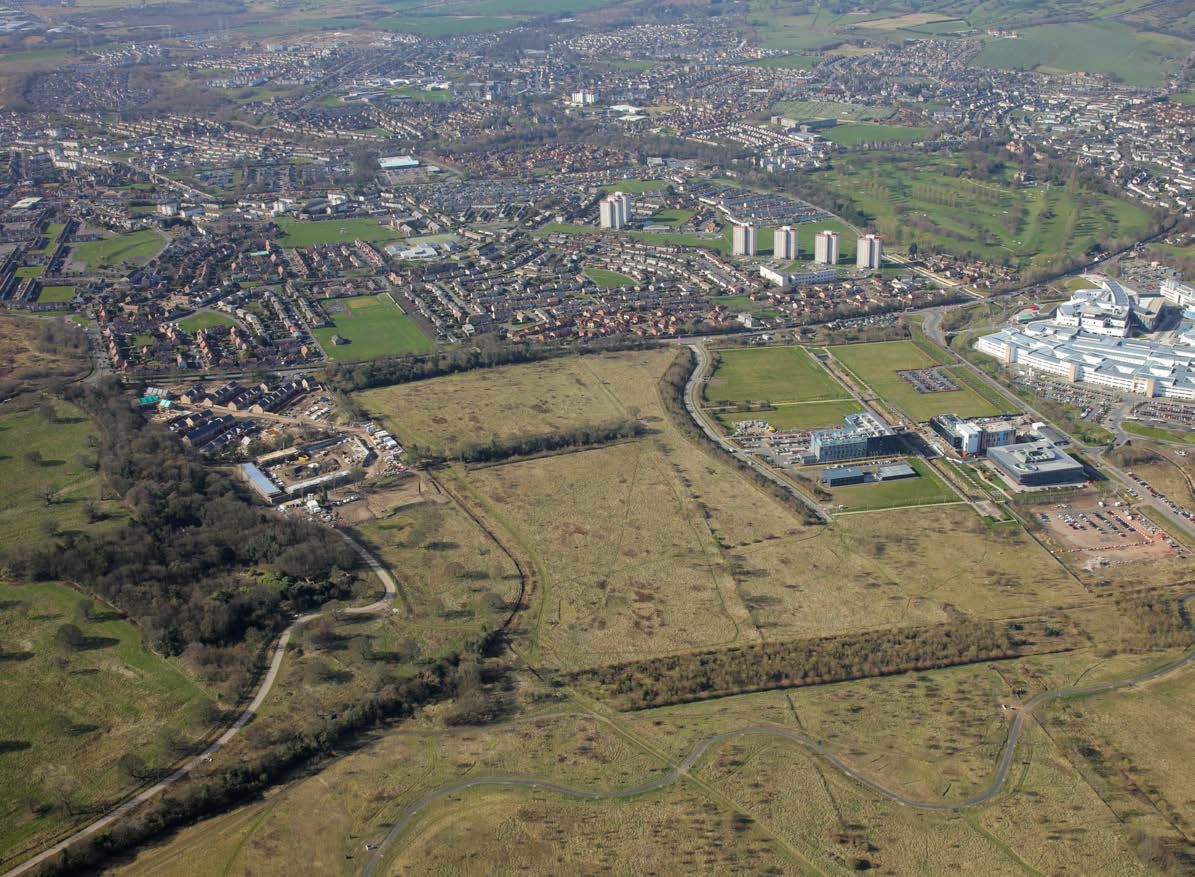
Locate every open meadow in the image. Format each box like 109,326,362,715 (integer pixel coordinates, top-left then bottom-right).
830,340,1005,421
71,230,164,270
357,349,668,453
0,401,127,546
0,581,212,868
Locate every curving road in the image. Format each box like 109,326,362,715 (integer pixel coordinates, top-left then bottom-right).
1,529,398,877
683,343,829,523
362,594,1195,876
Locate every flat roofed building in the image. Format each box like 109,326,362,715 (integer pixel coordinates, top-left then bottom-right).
987,439,1086,487
819,465,865,486
239,462,282,502
876,462,917,480
809,411,897,463
976,319,1195,400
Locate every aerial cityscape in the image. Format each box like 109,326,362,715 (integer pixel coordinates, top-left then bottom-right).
0,0,1193,874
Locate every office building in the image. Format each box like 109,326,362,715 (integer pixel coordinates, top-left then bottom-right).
732,222,759,257
930,414,1016,455
856,234,883,270
774,225,799,261
987,440,1086,487
814,230,840,266
809,411,897,463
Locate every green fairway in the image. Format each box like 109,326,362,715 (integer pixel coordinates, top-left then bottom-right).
178,311,238,333
817,152,1153,269
831,340,1004,421
72,231,164,269
821,123,930,146
314,295,433,360
704,346,846,405
715,399,863,432
819,457,959,512
585,268,637,288
36,286,75,303
275,217,402,248
0,580,212,861
973,22,1191,87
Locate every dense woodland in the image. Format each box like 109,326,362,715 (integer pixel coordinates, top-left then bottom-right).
3,378,358,691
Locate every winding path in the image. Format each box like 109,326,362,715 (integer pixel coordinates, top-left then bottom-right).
362,594,1195,876
1,529,398,877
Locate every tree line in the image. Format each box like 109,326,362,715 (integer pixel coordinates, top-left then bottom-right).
657,349,824,526
326,337,662,393
565,620,1062,711
3,378,358,690
438,418,646,465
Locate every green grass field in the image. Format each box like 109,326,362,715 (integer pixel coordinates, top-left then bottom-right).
0,402,126,547
818,152,1153,268
704,346,847,405
585,268,637,288
821,122,930,146
177,312,237,333
36,286,75,304
714,399,863,432
313,295,432,361
275,217,402,248
831,340,1003,421
599,180,668,194
15,267,43,279
72,231,164,270
973,21,1191,87
818,457,959,512
393,85,452,102
1123,421,1195,444
0,581,212,864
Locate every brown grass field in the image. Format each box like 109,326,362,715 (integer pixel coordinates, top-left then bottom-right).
75,349,1195,876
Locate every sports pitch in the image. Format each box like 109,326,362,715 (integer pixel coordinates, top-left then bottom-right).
313,295,433,360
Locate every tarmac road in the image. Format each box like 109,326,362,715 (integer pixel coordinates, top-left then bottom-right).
361,594,1194,876
1,529,397,877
